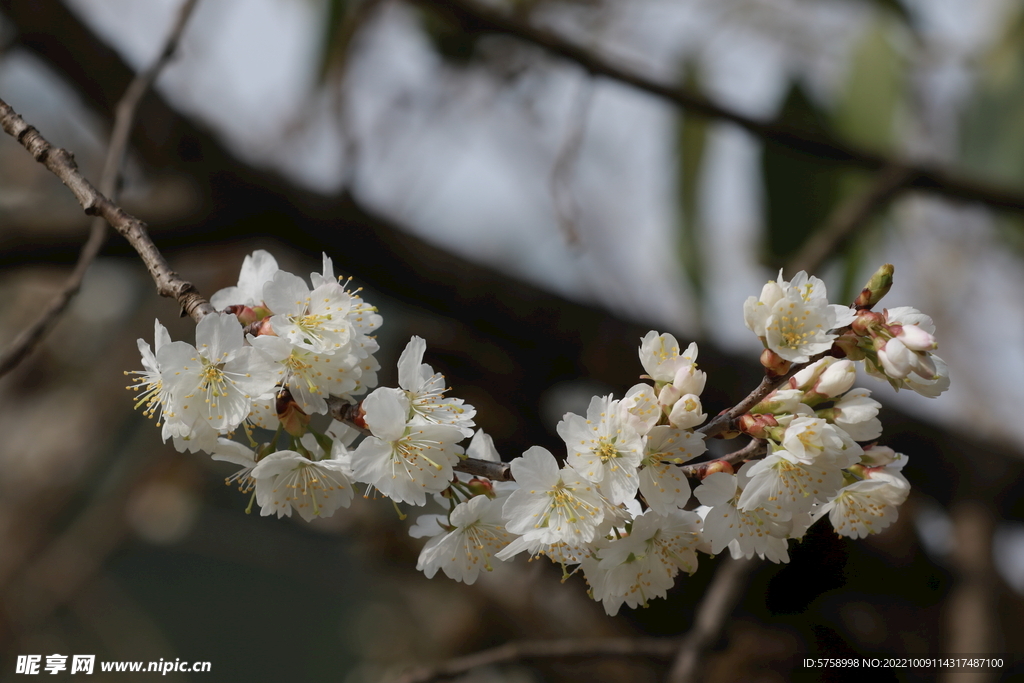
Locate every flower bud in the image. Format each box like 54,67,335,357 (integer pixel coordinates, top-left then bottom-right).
851,309,885,337
737,413,778,439
878,338,912,379
854,263,894,310
846,463,867,479
223,304,261,326
789,358,833,391
753,388,804,415
277,391,310,437
814,359,856,398
760,348,792,377
658,383,682,408
697,459,735,478
672,365,706,397
860,444,898,467
466,477,496,498
895,324,937,352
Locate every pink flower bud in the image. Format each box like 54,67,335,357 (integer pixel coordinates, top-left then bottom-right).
699,460,735,478
737,413,778,438
895,324,937,352
223,304,260,326
277,392,310,437
852,309,885,336
760,349,791,377
466,478,496,498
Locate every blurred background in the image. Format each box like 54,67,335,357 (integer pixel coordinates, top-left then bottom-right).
1,0,1023,680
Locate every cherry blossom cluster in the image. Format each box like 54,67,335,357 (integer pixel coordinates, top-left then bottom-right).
126,255,946,617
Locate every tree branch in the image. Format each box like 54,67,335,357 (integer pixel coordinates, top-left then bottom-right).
395,636,679,683
0,0,201,378
666,555,761,683
0,96,215,322
409,0,1024,213
680,438,766,478
788,164,916,275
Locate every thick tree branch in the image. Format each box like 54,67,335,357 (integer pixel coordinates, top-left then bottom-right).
396,636,679,683
0,0,201,378
410,0,1024,213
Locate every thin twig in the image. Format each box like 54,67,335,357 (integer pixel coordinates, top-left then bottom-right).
0,97,215,322
680,438,766,478
395,636,679,683
409,0,1024,214
666,555,761,683
0,0,201,379
788,164,916,275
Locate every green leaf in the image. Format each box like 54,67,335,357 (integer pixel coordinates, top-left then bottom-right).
675,62,708,310
761,82,842,268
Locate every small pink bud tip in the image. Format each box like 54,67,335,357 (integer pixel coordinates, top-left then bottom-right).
851,309,885,336
698,460,735,478
760,349,791,377
466,477,496,498
276,389,310,437
224,304,260,326
256,319,276,336
348,404,368,431
738,413,778,438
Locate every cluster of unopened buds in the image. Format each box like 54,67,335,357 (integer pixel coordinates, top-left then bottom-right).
127,255,947,616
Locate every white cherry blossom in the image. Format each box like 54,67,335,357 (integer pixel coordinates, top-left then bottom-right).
638,426,705,514
502,446,607,544
638,331,698,383
159,313,279,432
252,446,356,522
125,320,191,442
695,470,791,562
737,449,844,515
582,509,702,616
209,249,280,309
411,494,515,584
397,336,476,438
248,334,361,414
558,395,644,504
350,388,464,506
830,389,882,441
781,416,862,468
263,271,355,353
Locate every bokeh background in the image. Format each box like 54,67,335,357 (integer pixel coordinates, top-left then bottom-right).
1,0,1024,680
